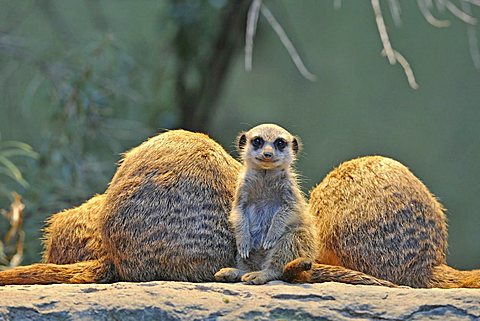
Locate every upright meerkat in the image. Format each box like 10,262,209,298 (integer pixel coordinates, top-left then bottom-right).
283,156,480,288
0,130,241,284
215,124,317,285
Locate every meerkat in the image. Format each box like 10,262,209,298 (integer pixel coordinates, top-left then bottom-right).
283,156,480,288
214,124,317,285
0,129,241,285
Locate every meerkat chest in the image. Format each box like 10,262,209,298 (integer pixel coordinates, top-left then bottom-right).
241,177,286,249
245,200,280,249
243,177,284,215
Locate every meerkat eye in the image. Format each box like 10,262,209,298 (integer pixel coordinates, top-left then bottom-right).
251,137,264,149
274,138,287,150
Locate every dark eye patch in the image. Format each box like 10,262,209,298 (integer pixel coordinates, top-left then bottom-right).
251,137,264,149
274,138,287,150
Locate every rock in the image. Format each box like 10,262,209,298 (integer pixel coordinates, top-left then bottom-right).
1,281,480,320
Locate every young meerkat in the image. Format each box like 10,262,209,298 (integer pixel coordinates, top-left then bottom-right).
215,124,317,285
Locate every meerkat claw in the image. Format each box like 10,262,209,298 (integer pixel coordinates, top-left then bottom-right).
238,243,251,259
262,238,277,250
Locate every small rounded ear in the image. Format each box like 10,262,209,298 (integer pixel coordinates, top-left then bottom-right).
292,136,302,155
237,132,247,152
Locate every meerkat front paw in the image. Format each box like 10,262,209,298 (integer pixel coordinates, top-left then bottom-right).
262,233,280,250
237,239,252,259
215,268,244,282
241,271,270,285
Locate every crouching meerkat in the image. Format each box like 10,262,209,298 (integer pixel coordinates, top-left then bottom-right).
283,156,480,288
0,130,241,285
215,124,317,285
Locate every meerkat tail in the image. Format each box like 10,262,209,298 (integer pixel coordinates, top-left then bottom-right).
429,264,480,289
283,258,398,288
0,259,115,285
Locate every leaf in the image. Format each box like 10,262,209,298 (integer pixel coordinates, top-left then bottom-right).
0,149,39,159
0,168,19,185
0,156,28,188
0,141,35,152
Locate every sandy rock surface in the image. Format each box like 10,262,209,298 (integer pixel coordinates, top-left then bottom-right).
1,281,480,320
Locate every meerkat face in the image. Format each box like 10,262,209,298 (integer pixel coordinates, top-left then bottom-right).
237,124,301,170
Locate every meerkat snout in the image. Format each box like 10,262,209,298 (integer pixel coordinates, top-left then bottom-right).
237,123,301,170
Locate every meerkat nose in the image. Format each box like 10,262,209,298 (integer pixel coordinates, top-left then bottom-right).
263,152,273,158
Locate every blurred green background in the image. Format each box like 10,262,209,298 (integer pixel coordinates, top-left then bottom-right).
0,0,479,269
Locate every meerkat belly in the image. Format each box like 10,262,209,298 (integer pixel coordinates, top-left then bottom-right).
246,201,280,250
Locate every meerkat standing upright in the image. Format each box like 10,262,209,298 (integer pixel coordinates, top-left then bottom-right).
215,124,317,285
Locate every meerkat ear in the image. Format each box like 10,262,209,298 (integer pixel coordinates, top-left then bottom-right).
237,132,247,152
292,136,302,154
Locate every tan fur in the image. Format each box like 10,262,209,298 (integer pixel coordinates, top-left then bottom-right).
283,156,480,288
215,124,317,285
43,194,105,264
0,130,241,285
284,258,397,287
0,259,115,285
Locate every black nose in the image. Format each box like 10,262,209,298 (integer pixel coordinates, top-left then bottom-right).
263,152,273,158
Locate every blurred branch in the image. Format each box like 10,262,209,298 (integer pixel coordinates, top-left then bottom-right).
461,1,480,70
0,192,25,268
196,1,250,128
442,0,476,24
244,0,316,81
389,0,402,27
418,0,451,27
373,0,480,88
372,0,419,88
245,0,262,72
334,0,342,10
259,4,317,81
174,0,250,132
382,49,419,89
372,0,397,65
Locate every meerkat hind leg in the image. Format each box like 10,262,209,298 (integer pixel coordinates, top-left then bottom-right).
242,232,302,285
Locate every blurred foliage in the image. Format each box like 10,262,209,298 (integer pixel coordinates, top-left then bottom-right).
0,134,38,200
0,136,35,268
32,35,152,209
0,0,247,263
0,192,25,269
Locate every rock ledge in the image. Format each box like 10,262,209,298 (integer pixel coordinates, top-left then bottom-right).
1,281,480,320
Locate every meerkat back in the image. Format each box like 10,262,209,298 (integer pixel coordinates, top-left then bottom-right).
101,130,241,282
310,156,448,287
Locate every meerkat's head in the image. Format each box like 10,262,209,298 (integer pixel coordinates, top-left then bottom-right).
237,124,301,170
